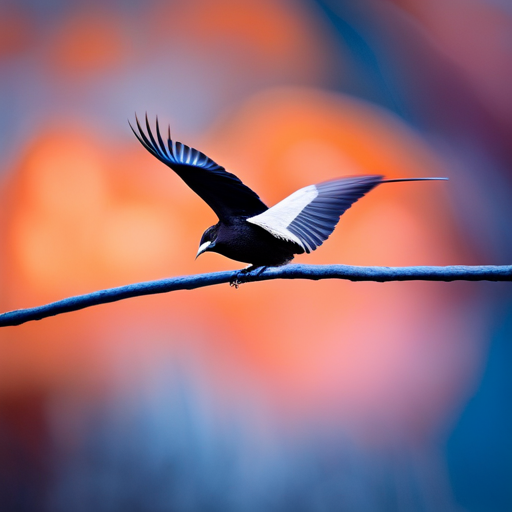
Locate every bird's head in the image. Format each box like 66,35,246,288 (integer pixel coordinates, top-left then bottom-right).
196,224,219,259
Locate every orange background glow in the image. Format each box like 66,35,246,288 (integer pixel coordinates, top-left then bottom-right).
0,1,511,510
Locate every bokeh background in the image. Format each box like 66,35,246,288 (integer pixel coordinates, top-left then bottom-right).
0,0,511,510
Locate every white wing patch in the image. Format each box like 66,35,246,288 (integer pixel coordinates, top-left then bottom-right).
247,176,384,254
247,184,318,251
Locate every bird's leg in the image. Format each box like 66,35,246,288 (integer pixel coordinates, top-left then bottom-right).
250,265,268,278
230,265,267,288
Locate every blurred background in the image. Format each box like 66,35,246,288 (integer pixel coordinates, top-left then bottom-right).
0,0,511,510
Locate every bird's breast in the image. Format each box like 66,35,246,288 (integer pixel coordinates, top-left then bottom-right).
214,219,302,266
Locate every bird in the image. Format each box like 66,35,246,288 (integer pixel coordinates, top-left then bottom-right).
130,115,447,270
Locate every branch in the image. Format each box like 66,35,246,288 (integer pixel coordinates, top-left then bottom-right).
1,264,511,327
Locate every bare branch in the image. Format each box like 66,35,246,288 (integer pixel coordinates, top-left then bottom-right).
1,264,511,327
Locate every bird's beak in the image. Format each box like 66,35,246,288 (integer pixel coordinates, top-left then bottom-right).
196,241,212,259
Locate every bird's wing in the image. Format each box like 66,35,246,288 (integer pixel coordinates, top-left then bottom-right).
247,176,383,253
130,115,268,221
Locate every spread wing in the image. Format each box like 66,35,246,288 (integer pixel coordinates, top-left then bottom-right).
130,115,268,221
247,176,383,253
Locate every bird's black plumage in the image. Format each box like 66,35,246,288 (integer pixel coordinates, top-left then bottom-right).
131,116,447,267
130,116,267,221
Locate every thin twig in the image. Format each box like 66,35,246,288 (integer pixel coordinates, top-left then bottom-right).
1,264,511,327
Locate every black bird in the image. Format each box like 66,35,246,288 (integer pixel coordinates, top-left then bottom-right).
130,115,446,268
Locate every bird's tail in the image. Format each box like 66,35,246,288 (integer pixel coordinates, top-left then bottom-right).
382,177,448,183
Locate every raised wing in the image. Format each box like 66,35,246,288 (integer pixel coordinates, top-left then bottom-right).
247,176,384,253
130,115,268,221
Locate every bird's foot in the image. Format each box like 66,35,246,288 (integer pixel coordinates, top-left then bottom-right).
229,265,267,288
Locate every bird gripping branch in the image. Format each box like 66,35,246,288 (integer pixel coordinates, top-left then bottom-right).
130,115,447,271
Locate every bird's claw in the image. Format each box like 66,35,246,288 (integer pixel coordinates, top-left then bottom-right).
229,275,243,289
229,266,267,289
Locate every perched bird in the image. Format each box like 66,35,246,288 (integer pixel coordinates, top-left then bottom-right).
130,115,446,268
